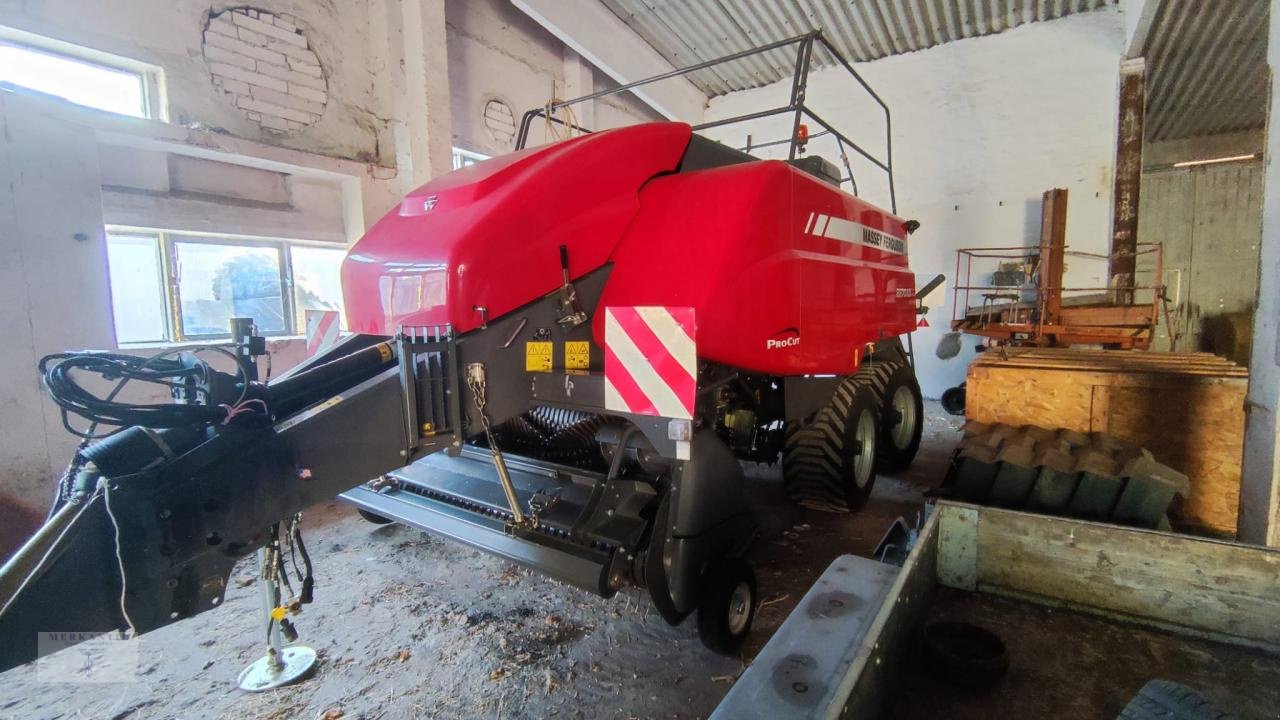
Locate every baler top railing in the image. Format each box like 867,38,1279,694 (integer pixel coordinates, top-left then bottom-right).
513,30,897,213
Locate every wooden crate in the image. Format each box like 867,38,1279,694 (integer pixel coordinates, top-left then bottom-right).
965,348,1248,536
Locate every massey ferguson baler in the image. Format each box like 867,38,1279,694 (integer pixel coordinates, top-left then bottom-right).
0,31,928,671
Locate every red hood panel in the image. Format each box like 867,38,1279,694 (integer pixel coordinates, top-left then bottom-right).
342,122,693,335
597,161,916,375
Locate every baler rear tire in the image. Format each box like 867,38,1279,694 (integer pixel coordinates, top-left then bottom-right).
877,364,923,474
783,375,881,512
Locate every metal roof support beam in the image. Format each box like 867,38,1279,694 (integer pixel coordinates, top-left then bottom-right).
510,0,708,123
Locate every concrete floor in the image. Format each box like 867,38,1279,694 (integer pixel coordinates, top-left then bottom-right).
0,403,963,720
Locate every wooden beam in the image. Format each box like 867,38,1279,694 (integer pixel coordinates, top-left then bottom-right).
1059,304,1155,327
1109,58,1146,304
1038,188,1068,326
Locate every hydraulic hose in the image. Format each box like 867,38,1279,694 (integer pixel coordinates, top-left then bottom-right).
268,341,397,419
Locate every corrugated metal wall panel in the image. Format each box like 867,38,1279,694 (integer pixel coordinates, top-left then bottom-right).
602,0,1116,96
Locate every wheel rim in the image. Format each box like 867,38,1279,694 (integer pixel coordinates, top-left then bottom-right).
727,581,753,635
852,409,876,488
889,385,918,450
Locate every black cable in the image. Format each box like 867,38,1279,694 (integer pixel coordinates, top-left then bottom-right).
46,346,200,517
292,518,315,604
286,523,303,581
38,347,250,438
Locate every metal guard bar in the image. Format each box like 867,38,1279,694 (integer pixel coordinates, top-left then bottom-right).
513,30,897,213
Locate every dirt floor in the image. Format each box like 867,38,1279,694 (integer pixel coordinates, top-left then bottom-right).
0,402,963,720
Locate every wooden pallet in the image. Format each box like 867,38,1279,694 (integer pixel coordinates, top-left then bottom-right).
965,348,1247,536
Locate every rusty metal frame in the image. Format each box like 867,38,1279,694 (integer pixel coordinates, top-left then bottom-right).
950,243,1165,349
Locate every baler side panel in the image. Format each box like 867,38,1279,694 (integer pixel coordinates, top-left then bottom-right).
598,160,916,376
792,170,917,371
342,122,693,336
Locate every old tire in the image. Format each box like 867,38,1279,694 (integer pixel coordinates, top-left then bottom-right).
783,375,881,512
696,558,757,655
877,364,923,473
1118,680,1236,720
941,383,966,416
356,508,394,525
923,621,1009,689
945,423,1186,529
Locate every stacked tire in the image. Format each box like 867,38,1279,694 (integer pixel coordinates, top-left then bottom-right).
942,421,1190,529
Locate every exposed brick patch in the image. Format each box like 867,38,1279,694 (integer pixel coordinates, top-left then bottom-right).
484,99,515,146
203,8,327,133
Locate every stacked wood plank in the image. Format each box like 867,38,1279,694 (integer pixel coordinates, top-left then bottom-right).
965,348,1247,536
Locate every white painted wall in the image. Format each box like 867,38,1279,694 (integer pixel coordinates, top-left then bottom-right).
701,8,1126,398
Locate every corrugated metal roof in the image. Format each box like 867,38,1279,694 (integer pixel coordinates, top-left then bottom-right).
1140,0,1269,141
601,0,1117,97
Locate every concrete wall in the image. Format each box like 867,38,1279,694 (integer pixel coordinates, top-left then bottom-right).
446,0,657,157
0,93,112,523
1145,130,1264,168
0,0,662,536
447,0,562,156
0,0,395,165
1237,0,1280,547
701,8,1127,398
0,91,331,530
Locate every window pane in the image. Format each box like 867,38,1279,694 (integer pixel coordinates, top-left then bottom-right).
0,42,147,118
174,241,285,336
452,147,489,170
105,234,167,344
290,245,346,331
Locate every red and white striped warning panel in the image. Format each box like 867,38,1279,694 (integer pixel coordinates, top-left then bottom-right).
603,306,696,420
304,309,341,358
